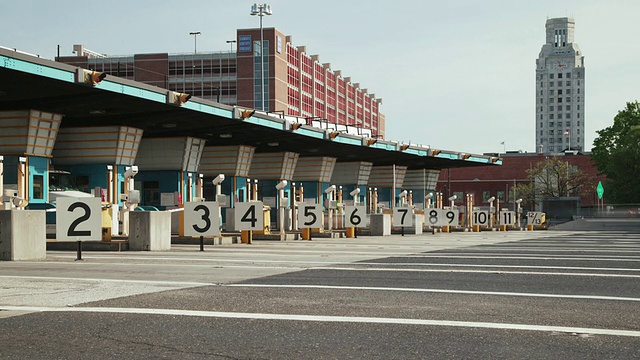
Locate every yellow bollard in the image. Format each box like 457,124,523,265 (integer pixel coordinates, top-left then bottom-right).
301,228,311,240
527,224,534,231
346,227,355,238
442,226,450,233
473,225,480,232
500,225,507,232
241,230,253,244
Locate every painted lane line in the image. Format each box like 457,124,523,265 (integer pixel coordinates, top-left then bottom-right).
462,248,640,253
0,275,214,287
401,254,640,261
312,266,640,278
355,262,640,272
225,284,640,302
1,306,639,338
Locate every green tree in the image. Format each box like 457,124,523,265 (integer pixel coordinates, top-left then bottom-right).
513,157,594,209
591,101,640,203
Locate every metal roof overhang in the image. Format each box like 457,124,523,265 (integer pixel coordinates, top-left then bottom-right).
0,47,501,170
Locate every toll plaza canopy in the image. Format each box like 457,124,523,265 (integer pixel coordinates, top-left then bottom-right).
0,47,501,169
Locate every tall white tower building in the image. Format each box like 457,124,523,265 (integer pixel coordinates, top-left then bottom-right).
535,17,585,153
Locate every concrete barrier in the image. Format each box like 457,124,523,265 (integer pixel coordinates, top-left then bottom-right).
129,211,171,251
0,210,46,261
370,213,391,236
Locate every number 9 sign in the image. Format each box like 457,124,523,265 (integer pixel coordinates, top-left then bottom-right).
56,197,102,241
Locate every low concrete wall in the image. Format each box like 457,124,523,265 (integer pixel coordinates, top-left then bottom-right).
129,211,171,251
0,210,46,261
370,213,391,236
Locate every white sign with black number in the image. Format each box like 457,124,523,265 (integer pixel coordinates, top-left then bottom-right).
345,205,367,228
184,201,220,237
500,211,516,226
527,211,543,226
234,201,264,231
393,206,414,227
56,197,102,241
297,204,323,229
426,209,459,227
472,210,490,226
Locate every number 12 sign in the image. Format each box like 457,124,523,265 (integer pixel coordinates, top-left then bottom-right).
56,197,102,241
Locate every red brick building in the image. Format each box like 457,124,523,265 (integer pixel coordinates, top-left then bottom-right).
57,27,385,139
436,152,606,209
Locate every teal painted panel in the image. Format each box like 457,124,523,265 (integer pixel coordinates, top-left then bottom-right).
98,81,166,102
335,137,361,146
1,55,75,82
246,117,283,130
296,128,324,139
371,142,396,151
405,148,429,156
182,101,233,118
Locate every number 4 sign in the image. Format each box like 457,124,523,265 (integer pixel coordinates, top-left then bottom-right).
234,202,264,231
56,197,102,241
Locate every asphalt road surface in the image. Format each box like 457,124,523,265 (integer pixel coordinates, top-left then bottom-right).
1,230,639,359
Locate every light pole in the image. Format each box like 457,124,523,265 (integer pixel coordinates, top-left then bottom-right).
225,40,237,105
189,32,201,54
250,3,272,111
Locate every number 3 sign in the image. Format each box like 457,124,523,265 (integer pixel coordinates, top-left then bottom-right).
56,197,102,241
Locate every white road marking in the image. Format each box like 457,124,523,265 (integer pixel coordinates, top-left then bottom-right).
1,305,638,337
402,254,640,261
312,266,640,278
0,275,212,287
225,284,640,302
355,262,640,272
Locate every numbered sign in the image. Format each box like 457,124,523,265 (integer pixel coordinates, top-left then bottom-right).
297,204,323,228
426,209,459,227
500,211,516,226
184,201,220,237
345,205,367,228
527,212,543,226
472,210,490,226
234,202,264,231
56,197,102,241
393,206,414,227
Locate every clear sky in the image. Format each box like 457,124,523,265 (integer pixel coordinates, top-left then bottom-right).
1,0,639,155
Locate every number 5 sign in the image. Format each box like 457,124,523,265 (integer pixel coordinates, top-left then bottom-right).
345,205,367,228
56,197,102,241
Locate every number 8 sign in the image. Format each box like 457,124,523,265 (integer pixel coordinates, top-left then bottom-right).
56,197,102,241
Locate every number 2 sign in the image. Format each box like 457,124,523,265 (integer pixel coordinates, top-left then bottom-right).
56,197,102,241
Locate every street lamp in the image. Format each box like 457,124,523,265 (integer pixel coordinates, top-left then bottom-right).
226,40,236,53
189,32,201,54
250,3,272,111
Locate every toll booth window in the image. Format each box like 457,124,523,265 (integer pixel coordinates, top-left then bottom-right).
75,176,90,193
497,191,505,201
33,175,44,199
143,181,160,207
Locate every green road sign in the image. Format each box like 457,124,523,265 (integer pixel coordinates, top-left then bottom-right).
596,181,604,199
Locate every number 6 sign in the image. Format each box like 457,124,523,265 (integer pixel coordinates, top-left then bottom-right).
345,205,367,228
56,197,102,241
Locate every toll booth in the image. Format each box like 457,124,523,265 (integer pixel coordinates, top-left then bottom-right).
330,161,372,211
248,152,299,232
402,169,442,210
199,145,256,230
0,110,63,205
368,165,407,211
